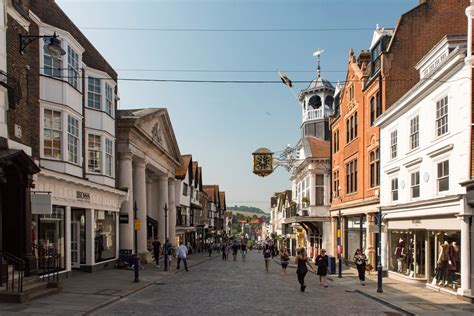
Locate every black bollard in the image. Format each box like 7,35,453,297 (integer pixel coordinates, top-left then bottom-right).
134,255,139,283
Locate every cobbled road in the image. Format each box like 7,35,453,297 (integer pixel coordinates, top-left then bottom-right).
92,251,399,315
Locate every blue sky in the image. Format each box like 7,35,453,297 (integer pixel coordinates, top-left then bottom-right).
57,0,418,211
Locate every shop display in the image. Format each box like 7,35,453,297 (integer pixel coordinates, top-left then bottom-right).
95,210,117,262
389,230,425,278
430,232,460,290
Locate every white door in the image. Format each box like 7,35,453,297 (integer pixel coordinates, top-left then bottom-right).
71,221,80,268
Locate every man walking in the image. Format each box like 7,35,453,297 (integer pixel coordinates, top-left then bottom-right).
152,238,161,267
176,241,189,272
163,238,172,271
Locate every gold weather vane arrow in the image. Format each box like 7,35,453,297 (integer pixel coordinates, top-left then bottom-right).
313,48,324,78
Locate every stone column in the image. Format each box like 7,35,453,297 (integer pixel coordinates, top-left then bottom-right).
65,206,72,272
157,175,169,243
118,152,134,250
86,209,94,266
168,178,177,245
132,158,148,255
459,215,472,296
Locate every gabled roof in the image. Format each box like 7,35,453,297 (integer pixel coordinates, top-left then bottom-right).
219,192,226,211
176,155,192,180
203,185,219,204
297,136,330,160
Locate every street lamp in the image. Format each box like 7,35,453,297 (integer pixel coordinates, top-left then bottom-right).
19,32,65,58
164,203,168,239
337,209,342,278
375,206,386,293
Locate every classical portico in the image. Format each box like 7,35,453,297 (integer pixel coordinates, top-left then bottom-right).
117,108,182,260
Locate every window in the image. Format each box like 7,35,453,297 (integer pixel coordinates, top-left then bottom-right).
67,116,79,163
391,130,398,159
44,38,62,78
410,116,419,150
43,109,62,159
436,96,448,136
346,159,358,194
411,171,420,198
346,112,358,143
94,210,116,262
370,96,376,126
105,138,113,176
349,85,354,100
88,134,101,173
369,148,380,187
67,46,79,88
183,183,188,196
88,77,101,110
315,174,324,206
437,160,449,192
371,41,382,76
370,92,382,126
333,130,339,153
333,170,340,197
376,92,382,118
391,178,398,201
105,83,113,116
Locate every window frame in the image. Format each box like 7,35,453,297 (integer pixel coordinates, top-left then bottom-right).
346,159,358,194
437,160,449,192
43,109,63,159
410,171,420,199
410,115,419,150
43,38,62,79
105,83,114,117
315,174,324,206
369,148,380,188
390,130,398,159
67,115,79,164
105,138,113,177
67,46,79,89
333,169,340,198
436,96,448,137
391,178,398,201
87,133,102,174
87,77,102,110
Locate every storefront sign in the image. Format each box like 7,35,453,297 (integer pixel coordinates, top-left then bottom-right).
31,192,52,215
119,214,129,224
76,191,90,201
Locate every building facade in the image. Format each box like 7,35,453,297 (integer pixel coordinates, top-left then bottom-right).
376,35,472,298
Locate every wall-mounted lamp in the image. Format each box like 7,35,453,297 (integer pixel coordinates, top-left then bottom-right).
19,32,66,58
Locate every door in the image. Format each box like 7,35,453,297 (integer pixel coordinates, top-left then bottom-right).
71,221,80,268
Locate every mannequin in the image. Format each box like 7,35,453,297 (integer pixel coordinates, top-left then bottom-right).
405,238,414,277
437,241,449,286
446,241,457,289
394,238,405,273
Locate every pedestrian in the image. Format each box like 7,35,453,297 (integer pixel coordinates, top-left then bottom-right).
221,243,227,261
176,241,189,272
186,242,193,259
152,238,161,267
163,238,172,271
263,244,272,272
240,242,247,262
280,247,290,275
315,249,329,287
208,245,213,257
232,242,239,261
353,248,367,285
295,248,316,292
226,243,231,259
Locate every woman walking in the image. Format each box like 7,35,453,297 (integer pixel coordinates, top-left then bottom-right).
280,247,290,275
295,248,316,292
315,249,329,287
263,244,272,271
353,249,367,285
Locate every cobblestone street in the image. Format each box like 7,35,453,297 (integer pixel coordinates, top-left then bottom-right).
93,251,399,315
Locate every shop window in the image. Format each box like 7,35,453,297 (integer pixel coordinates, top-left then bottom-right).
95,210,117,262
43,109,62,159
344,215,366,261
315,174,324,206
389,230,426,278
391,178,398,201
430,231,461,291
411,171,420,198
390,130,398,159
33,205,66,270
436,96,448,137
437,160,449,192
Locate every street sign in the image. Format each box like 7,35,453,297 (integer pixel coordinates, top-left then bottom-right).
119,214,129,224
134,219,141,231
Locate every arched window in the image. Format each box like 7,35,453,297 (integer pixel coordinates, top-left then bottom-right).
325,95,334,107
308,95,322,109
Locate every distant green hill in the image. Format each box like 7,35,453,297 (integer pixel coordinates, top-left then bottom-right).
229,205,267,214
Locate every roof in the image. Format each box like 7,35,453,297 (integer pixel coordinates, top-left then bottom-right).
118,108,166,119
304,136,330,159
0,149,40,174
30,0,117,80
306,77,334,90
203,185,219,203
370,26,394,49
219,192,226,210
176,155,192,179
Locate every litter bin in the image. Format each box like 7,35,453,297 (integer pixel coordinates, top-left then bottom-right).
328,256,336,274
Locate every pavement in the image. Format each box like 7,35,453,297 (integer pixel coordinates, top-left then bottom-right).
0,251,472,315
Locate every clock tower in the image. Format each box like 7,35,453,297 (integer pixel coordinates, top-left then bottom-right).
298,51,336,141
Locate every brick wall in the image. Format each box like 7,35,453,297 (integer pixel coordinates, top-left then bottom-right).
6,9,40,159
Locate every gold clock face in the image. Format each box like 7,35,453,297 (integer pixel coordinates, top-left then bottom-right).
254,154,272,171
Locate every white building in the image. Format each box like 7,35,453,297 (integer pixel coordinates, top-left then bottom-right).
375,35,472,298
175,154,196,245
30,7,127,273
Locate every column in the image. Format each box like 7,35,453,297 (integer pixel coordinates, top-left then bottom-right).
118,152,134,250
168,178,177,245
133,158,148,255
86,209,94,266
366,214,375,265
157,175,168,243
65,206,72,271
459,215,472,296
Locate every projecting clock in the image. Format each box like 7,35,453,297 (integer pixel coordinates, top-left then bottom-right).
252,148,274,177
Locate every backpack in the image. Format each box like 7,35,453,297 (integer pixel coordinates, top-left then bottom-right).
167,247,173,256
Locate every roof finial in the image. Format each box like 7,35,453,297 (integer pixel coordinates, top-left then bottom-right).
313,48,324,78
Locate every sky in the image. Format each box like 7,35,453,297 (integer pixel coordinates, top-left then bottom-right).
57,0,418,211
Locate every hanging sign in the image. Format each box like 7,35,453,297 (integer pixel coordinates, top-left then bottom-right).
134,218,141,231
31,192,52,215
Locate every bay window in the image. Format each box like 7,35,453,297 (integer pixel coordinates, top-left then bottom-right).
88,134,101,173
67,116,79,164
67,46,79,88
105,138,113,176
88,77,101,110
43,109,62,159
44,38,62,78
105,83,113,116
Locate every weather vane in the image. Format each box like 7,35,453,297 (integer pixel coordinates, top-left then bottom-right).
313,48,324,78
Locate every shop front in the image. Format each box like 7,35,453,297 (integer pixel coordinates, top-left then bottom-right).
385,214,468,295
32,170,127,273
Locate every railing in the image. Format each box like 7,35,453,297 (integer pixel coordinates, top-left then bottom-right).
32,244,60,284
304,108,333,121
0,250,25,293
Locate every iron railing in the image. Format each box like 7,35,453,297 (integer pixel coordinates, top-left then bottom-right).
32,243,60,284
0,250,25,293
